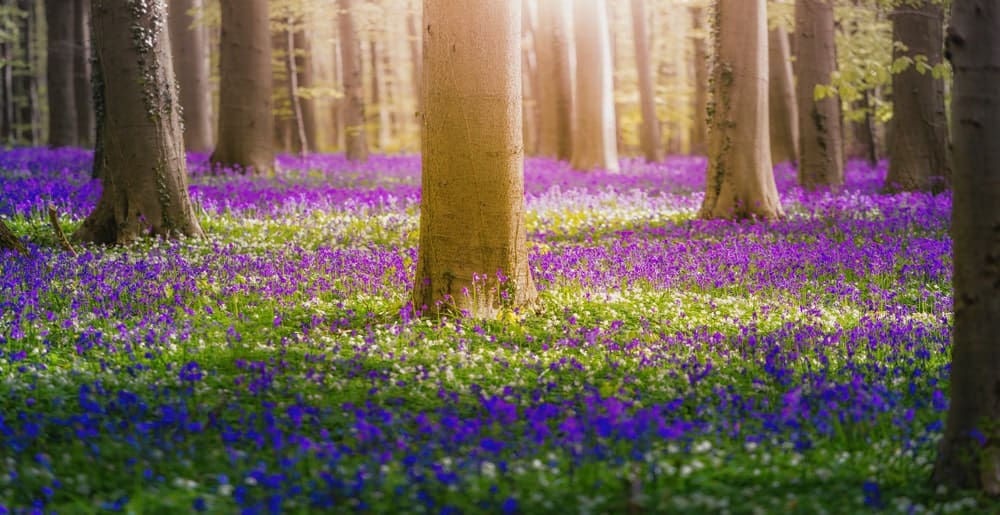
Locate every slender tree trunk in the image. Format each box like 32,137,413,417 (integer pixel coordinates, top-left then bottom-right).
768,26,799,164
795,0,844,190
689,5,708,156
73,0,92,147
932,0,1000,494
630,0,661,162
338,0,368,161
406,8,422,116
571,0,618,172
535,0,573,161
76,0,202,244
844,91,879,166
885,1,950,192
414,0,537,318
285,20,309,156
331,36,346,150
370,39,391,152
607,0,626,157
168,0,213,153
293,29,317,153
0,2,12,144
45,0,78,147
700,0,782,220
17,0,39,145
210,0,274,174
521,0,539,156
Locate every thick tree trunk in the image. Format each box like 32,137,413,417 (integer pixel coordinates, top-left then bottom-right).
168,0,214,153
535,0,573,161
293,29,317,153
571,0,618,172
768,26,799,165
339,0,368,161
700,0,782,220
885,1,950,192
76,0,202,244
73,0,92,147
932,0,1000,494
210,0,274,174
689,5,708,156
631,0,661,163
414,0,537,318
795,0,843,190
45,0,78,147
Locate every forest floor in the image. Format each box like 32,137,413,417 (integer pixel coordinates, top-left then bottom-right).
0,149,987,513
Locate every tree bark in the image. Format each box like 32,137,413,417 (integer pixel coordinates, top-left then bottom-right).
369,39,391,152
286,21,309,156
16,0,39,145
768,26,799,165
293,29,317,153
630,0,661,163
75,0,203,244
932,0,1000,494
414,0,537,318
338,0,368,161
700,0,782,220
535,0,573,161
795,0,844,190
885,1,950,192
73,0,92,147
406,8,422,116
210,0,274,174
168,0,214,153
521,0,540,156
689,5,708,156
0,0,12,144
45,0,78,147
844,90,879,166
571,0,618,172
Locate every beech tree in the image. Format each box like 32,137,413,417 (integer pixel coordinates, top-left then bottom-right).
630,0,661,163
339,0,368,162
769,25,798,165
44,0,77,147
413,0,537,318
75,0,202,243
884,0,949,192
73,0,92,147
689,5,708,156
168,0,213,153
932,0,1000,493
570,0,618,172
211,0,274,174
795,0,843,190
699,0,782,220
534,0,573,161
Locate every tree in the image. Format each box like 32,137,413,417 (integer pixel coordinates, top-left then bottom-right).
931,0,1000,494
884,0,949,192
75,0,203,244
168,0,213,153
689,5,709,156
699,0,782,220
413,0,537,318
535,0,574,161
571,0,618,172
44,0,78,147
338,0,368,162
630,0,661,163
769,25,799,165
795,0,843,190
211,0,274,174
73,0,92,147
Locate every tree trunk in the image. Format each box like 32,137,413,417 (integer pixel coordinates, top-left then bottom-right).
286,21,309,156
795,0,844,190
168,0,213,153
0,1,12,144
571,0,618,172
885,1,950,192
369,39,391,152
631,0,661,163
521,0,539,157
700,0,782,220
932,0,1000,494
73,0,92,147
339,0,368,161
45,0,78,147
331,36,346,150
16,0,39,145
768,26,799,164
535,0,573,161
414,0,537,318
210,0,274,174
844,91,879,166
689,5,708,156
406,8,422,116
293,29,317,153
75,0,203,244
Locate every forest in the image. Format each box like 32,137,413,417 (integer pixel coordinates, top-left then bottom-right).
0,0,998,512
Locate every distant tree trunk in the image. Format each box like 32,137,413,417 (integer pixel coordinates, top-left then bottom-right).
571,0,618,172
768,26,799,164
607,0,626,157
630,0,661,162
73,0,92,147
285,20,309,156
700,0,782,220
17,0,39,145
76,0,202,244
689,5,708,156
369,39,391,152
339,0,368,161
844,91,879,165
795,0,844,190
932,0,1000,494
0,0,12,143
885,1,949,192
535,0,573,161
331,36,346,150
406,9,422,115
414,0,537,318
211,0,274,174
293,29,317,152
168,0,214,153
45,0,78,147
521,0,539,156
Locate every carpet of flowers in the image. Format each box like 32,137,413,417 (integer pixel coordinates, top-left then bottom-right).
0,148,986,513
